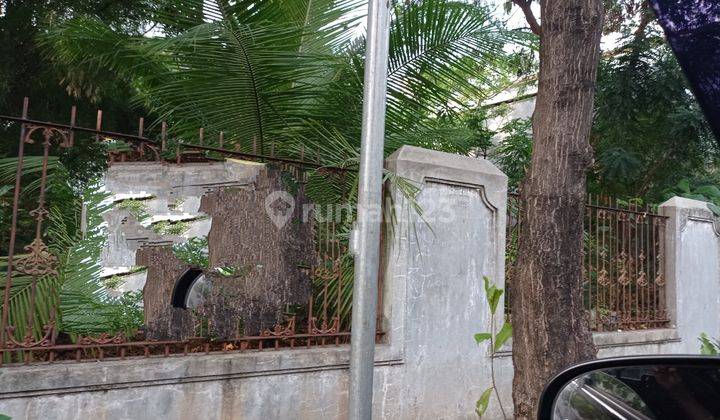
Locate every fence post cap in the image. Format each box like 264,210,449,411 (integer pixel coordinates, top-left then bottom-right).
385,145,507,183
659,196,712,211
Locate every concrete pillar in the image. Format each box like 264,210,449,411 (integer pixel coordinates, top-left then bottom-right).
659,197,720,353
381,146,510,419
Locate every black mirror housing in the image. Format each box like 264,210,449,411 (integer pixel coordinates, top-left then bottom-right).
537,355,720,420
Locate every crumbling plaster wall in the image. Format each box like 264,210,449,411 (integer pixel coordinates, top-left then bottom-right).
102,160,315,339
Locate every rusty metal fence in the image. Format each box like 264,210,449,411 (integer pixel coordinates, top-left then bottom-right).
506,193,669,332
0,98,378,366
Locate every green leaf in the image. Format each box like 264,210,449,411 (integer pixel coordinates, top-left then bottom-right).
491,289,504,315
483,276,504,315
695,185,720,199
494,322,512,352
0,414,12,420
708,203,720,217
0,185,11,197
474,332,492,345
483,277,495,296
677,178,691,194
700,333,718,356
476,387,493,417
683,193,707,201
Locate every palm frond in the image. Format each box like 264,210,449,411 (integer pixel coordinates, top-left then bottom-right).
53,187,141,336
43,16,337,153
1,182,142,344
385,1,526,129
295,0,525,161
0,257,60,346
0,156,59,197
217,0,365,52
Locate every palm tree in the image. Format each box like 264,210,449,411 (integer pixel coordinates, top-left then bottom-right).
42,0,525,162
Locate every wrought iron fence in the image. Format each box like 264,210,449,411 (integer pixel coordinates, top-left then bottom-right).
0,98,379,366
506,193,669,331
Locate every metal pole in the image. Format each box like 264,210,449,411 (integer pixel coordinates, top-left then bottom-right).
348,0,391,418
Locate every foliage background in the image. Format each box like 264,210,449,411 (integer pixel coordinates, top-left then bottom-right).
2,0,719,344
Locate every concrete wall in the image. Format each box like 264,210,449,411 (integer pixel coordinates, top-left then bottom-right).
382,146,511,419
0,347,390,420
660,197,720,353
0,149,718,420
483,86,536,147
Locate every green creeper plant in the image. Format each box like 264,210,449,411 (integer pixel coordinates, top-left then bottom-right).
474,276,512,419
102,266,147,290
115,198,152,223
151,220,191,236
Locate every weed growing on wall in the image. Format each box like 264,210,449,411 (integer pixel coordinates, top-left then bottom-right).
151,220,191,236
474,276,512,419
700,333,720,355
172,236,209,268
116,198,152,222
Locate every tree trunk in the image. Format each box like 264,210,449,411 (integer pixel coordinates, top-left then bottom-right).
510,1,604,418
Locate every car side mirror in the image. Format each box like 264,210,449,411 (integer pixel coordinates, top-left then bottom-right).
537,356,720,419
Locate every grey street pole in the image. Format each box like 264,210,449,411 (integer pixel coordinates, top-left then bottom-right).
348,0,391,418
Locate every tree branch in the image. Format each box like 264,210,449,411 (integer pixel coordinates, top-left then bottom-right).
633,2,655,42
513,0,541,36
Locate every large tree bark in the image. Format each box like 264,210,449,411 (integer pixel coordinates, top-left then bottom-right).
510,1,604,418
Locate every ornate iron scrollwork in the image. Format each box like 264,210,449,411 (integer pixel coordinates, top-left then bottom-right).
4,323,54,349
309,316,339,335
14,239,58,277
78,332,126,345
262,316,296,337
